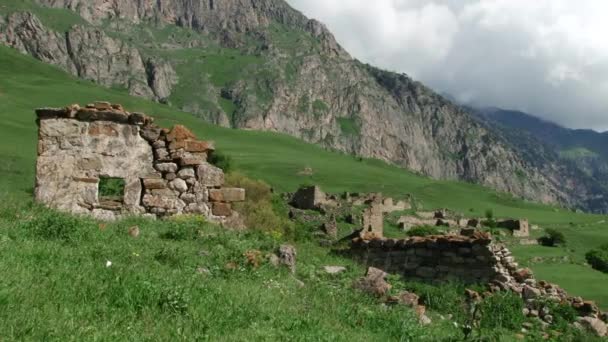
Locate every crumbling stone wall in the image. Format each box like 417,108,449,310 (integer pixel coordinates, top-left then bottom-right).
34,102,244,221
351,234,503,284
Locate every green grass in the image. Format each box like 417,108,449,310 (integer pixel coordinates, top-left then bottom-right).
337,117,360,136
0,0,87,32
0,205,439,340
0,42,608,334
559,147,599,160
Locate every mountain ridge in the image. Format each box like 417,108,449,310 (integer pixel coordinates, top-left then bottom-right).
1,0,606,212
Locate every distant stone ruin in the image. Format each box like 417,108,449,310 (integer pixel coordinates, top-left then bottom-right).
352,233,501,283
34,102,245,221
497,219,530,237
289,185,413,239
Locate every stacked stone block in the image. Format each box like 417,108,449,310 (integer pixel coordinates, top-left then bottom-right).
34,102,245,221
351,234,499,284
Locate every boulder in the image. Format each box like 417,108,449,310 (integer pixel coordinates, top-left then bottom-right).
278,244,297,273
578,317,607,337
522,285,541,300
324,266,346,274
353,267,392,297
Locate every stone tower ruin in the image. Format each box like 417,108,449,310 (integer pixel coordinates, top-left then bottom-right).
34,102,245,221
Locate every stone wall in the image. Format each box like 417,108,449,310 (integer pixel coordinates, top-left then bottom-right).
35,102,245,221
351,234,502,284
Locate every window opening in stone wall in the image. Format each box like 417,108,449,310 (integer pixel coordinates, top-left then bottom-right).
98,177,125,208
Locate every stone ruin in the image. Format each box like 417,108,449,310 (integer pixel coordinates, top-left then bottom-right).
352,232,500,284
351,232,608,337
497,219,530,237
34,102,245,221
289,185,412,239
396,210,530,238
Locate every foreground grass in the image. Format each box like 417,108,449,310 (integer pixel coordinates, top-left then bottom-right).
1,204,601,341
0,203,450,340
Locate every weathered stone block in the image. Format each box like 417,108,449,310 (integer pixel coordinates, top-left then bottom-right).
169,140,214,153
141,125,162,142
36,107,69,119
129,113,147,125
177,167,196,179
197,162,224,187
212,202,232,216
155,163,178,173
166,125,196,142
211,188,245,202
143,178,166,190
169,178,188,193
179,152,206,166
154,148,171,161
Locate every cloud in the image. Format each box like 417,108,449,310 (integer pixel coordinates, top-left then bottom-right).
286,0,608,131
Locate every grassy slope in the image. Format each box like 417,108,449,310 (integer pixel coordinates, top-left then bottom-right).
0,46,607,311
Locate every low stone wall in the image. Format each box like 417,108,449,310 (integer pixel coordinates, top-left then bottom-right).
351,234,502,284
34,102,245,221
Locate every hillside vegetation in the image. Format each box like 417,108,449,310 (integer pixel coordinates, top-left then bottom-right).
0,46,607,340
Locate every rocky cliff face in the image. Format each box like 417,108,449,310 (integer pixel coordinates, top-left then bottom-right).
0,11,175,100
1,0,605,211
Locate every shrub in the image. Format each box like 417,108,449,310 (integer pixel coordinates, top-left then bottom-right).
484,209,496,228
208,151,233,173
585,244,608,273
478,292,524,330
407,225,441,237
225,172,294,237
538,228,566,247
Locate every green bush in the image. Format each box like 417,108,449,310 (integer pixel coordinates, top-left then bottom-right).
208,151,233,173
538,228,566,247
478,292,524,330
586,244,608,273
407,225,441,237
225,172,294,237
483,209,496,228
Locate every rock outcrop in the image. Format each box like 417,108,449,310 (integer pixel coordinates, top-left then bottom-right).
0,12,174,101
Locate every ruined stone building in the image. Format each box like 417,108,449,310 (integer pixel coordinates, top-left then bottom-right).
34,102,245,221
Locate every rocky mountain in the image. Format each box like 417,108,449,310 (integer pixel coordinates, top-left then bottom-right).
473,108,608,210
1,0,606,212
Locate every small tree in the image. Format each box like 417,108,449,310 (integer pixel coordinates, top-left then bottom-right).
538,228,566,247
484,209,496,228
585,244,608,273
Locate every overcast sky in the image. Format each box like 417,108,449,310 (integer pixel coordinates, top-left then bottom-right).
286,0,608,131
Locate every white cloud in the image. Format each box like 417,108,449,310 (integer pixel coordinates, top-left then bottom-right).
286,0,608,131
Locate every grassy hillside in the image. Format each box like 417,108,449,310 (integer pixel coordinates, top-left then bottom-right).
0,46,607,339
